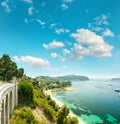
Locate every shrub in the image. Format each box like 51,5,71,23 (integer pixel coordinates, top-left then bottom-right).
10,107,39,124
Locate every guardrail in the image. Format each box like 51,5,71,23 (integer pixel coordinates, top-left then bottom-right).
0,82,18,124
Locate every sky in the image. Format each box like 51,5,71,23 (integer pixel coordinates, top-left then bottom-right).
0,0,120,79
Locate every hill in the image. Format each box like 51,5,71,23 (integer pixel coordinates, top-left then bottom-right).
55,75,89,81
111,78,120,81
36,75,89,82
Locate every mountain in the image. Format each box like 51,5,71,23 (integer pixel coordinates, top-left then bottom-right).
111,78,120,81
55,75,89,81
36,75,89,82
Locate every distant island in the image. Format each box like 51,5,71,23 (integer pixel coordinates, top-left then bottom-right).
111,78,120,81
55,75,89,81
36,75,89,82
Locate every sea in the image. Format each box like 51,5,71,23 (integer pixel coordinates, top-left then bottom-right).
53,79,120,124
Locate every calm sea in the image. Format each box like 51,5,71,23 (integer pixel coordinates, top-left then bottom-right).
53,80,120,124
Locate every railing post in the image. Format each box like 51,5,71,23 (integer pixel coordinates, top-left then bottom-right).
7,93,10,124
0,103,2,124
15,82,18,107
3,98,6,124
12,90,14,112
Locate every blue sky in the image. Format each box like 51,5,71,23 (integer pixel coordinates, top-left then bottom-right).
0,0,120,78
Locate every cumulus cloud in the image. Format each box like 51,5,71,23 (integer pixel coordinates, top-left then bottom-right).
37,19,46,28
70,28,113,59
13,56,50,69
28,6,34,15
1,1,11,13
61,3,68,11
51,53,58,58
102,29,114,37
63,49,71,55
55,28,70,34
22,0,32,3
43,40,65,49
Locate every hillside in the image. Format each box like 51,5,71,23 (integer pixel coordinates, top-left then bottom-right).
55,75,89,81
36,75,89,82
111,78,120,81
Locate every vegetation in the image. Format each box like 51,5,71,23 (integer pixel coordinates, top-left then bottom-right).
0,54,24,81
10,107,39,124
0,54,78,124
56,75,89,81
18,77,34,106
16,76,78,124
36,76,72,89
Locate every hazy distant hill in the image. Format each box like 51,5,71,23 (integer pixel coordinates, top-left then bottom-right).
55,75,89,81
111,78,120,81
36,75,89,82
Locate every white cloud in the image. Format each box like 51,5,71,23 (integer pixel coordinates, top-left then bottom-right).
55,28,70,34
22,0,32,3
1,1,11,13
41,2,46,7
37,19,46,28
102,29,114,37
50,23,56,28
24,18,28,24
28,6,34,15
71,28,113,59
13,56,50,69
88,14,110,33
43,40,65,49
93,14,109,26
51,53,58,58
13,56,20,62
61,3,68,11
63,49,71,55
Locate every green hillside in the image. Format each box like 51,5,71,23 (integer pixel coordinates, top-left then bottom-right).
55,75,89,81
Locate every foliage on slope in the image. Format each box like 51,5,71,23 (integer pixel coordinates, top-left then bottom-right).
10,107,39,124
15,76,78,124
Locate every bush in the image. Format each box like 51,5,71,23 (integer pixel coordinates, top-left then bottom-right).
18,78,34,105
66,117,78,124
10,107,39,124
57,105,69,124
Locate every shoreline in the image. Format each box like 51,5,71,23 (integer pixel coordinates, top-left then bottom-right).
45,89,86,124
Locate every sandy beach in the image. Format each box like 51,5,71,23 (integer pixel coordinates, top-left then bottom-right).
45,89,86,124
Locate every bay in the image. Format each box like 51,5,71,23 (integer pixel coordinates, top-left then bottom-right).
53,80,120,124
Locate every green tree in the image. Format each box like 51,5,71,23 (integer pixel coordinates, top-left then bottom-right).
18,78,34,105
0,54,18,81
57,105,69,124
0,54,24,81
66,117,78,124
17,68,24,78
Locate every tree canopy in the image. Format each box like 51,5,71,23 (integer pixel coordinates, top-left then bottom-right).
0,54,24,81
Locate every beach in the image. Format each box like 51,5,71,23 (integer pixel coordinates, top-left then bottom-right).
45,89,86,124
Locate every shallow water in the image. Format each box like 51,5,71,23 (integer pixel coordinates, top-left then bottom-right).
53,80,120,124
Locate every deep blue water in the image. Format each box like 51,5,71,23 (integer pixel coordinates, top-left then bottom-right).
53,80,120,124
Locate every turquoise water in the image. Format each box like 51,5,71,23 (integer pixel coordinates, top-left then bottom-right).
53,80,120,124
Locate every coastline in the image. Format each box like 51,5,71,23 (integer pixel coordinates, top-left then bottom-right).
45,89,86,124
